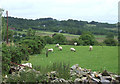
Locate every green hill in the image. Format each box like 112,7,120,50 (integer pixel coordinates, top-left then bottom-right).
4,17,117,36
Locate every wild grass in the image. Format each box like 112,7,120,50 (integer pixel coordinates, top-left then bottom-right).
34,62,70,80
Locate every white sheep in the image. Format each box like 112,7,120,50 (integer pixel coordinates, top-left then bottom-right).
74,42,77,46
89,45,93,51
48,48,53,52
70,48,76,52
59,46,62,51
55,43,59,47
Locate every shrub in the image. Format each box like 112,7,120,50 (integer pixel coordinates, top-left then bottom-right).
43,36,53,44
103,38,117,46
53,34,67,45
79,32,97,46
2,43,11,75
19,46,29,61
2,43,28,75
19,36,46,55
68,38,83,45
9,46,23,64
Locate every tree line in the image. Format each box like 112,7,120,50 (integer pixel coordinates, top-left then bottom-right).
4,17,118,36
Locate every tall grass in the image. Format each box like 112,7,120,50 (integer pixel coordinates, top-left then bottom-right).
34,62,71,80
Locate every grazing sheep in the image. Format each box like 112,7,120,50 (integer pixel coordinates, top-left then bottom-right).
70,48,76,52
59,46,62,51
55,43,59,47
89,45,93,51
74,42,77,46
48,48,53,52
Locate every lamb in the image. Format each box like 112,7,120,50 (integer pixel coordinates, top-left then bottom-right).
55,43,59,47
48,48,53,52
74,42,77,46
89,45,93,51
70,48,76,52
59,46,62,51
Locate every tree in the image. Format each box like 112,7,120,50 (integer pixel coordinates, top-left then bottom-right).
2,17,14,42
79,32,97,45
104,32,117,46
27,28,36,36
69,38,83,45
53,34,67,44
103,38,117,46
106,32,114,39
76,30,82,35
43,36,53,44
19,36,46,55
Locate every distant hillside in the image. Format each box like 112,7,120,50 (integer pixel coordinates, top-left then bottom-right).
3,17,117,35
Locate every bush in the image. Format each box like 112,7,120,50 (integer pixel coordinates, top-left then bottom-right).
103,38,117,46
2,36,46,75
79,32,97,46
68,38,83,45
43,36,53,44
2,43,11,75
19,39,38,54
9,46,23,64
19,46,29,61
2,43,28,75
53,34,67,45
106,32,114,39
19,36,46,55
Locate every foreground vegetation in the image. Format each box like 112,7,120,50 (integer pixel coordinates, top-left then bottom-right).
27,45,118,74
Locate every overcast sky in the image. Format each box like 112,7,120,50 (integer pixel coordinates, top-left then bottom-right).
0,0,119,23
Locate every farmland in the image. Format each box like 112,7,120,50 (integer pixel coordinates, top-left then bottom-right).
16,30,118,42
26,44,118,73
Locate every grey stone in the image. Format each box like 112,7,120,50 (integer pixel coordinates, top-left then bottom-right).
71,64,79,70
74,78,82,83
116,76,120,81
101,70,110,76
100,78,110,84
102,76,112,81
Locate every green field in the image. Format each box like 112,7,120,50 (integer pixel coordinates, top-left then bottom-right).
26,45,118,73
16,30,118,42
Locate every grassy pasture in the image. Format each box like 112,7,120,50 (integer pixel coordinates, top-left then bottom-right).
104,28,118,31
27,45,118,73
17,30,117,42
36,31,108,42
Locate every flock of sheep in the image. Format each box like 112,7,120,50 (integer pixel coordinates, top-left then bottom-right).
19,43,93,71
5,43,93,78
48,43,93,52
